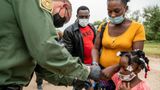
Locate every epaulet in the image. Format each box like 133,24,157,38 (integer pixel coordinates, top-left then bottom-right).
39,0,52,13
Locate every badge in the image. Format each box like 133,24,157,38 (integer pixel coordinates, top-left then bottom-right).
39,0,52,13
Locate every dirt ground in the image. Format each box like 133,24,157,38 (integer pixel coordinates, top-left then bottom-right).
24,57,160,90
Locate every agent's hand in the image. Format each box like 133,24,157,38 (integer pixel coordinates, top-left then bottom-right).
118,82,131,90
88,65,101,81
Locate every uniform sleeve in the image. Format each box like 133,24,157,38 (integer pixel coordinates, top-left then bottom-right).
11,0,89,81
35,65,75,85
133,24,146,42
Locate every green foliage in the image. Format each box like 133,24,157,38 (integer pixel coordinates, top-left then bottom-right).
127,10,142,22
93,18,107,29
93,20,102,26
144,41,160,57
143,5,160,40
93,18,107,26
92,20,102,29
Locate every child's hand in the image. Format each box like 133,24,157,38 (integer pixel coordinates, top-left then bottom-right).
118,82,131,90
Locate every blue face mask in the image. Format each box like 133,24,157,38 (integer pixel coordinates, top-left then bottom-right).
109,15,125,24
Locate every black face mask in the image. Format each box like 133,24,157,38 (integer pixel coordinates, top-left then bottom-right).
52,13,66,28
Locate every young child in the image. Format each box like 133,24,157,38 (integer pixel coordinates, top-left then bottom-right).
112,50,150,90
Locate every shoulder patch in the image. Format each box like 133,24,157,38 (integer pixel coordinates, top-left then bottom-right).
39,0,52,13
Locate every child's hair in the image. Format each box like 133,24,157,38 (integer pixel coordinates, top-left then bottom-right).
118,50,150,78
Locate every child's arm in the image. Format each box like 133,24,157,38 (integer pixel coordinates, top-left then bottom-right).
101,64,120,80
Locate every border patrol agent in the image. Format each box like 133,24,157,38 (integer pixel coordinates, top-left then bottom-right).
0,0,102,89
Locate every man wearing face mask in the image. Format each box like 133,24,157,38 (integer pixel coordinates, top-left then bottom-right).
63,6,96,65
0,0,107,90
62,6,97,90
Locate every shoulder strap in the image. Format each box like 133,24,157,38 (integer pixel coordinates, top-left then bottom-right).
99,22,107,51
100,22,107,41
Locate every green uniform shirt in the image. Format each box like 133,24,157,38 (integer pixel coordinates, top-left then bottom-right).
0,0,89,86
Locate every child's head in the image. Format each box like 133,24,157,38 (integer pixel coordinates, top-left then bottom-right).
117,50,150,82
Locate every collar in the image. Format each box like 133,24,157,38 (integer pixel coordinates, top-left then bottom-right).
72,21,80,31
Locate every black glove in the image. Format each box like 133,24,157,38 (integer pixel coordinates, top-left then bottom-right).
88,65,101,81
72,79,92,90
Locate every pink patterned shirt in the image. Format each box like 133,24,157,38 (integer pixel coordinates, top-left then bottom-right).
112,74,150,90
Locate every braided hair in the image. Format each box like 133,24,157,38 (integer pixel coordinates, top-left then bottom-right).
118,49,150,78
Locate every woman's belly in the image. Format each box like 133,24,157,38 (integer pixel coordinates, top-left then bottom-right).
100,49,120,67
